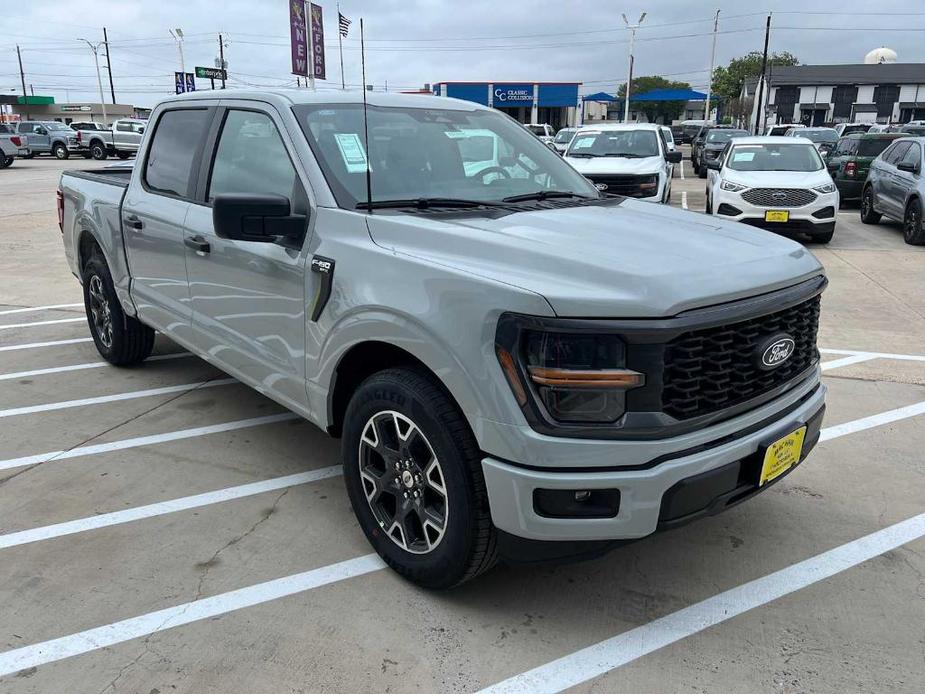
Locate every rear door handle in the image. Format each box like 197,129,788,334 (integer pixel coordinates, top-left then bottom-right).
184,235,211,254
125,215,143,230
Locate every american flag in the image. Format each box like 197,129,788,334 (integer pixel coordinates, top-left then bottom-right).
338,12,351,37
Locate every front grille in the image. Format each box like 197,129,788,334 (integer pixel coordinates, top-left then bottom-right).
661,295,821,420
585,174,658,198
741,188,817,208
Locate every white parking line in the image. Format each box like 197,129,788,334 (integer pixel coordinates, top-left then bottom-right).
0,352,189,382
0,467,341,550
0,317,85,331
0,303,83,316
679,160,685,180
477,512,925,694
0,553,386,677
0,378,237,419
681,191,688,210
0,412,300,472
819,399,925,441
820,354,879,371
0,337,93,353
820,348,925,363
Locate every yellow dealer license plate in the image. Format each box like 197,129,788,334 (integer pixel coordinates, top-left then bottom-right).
759,426,807,486
764,210,790,223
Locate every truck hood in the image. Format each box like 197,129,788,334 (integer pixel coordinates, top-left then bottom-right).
722,169,832,189
366,200,823,318
563,155,663,176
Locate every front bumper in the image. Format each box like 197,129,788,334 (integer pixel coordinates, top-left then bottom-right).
714,188,838,232
481,377,825,542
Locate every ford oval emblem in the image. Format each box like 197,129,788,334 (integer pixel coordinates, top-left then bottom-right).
772,191,787,200
595,183,608,191
758,335,796,369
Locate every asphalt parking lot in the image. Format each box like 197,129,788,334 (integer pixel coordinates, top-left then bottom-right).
1,155,924,693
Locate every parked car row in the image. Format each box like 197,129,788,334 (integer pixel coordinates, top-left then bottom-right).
0,118,146,164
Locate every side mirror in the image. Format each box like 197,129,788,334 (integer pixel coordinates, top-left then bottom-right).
897,161,919,174
546,141,558,152
666,150,683,164
213,193,307,248
706,159,722,170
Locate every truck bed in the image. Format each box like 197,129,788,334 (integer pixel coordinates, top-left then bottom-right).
62,168,132,188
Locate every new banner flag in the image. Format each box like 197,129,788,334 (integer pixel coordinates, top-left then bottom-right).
290,0,309,76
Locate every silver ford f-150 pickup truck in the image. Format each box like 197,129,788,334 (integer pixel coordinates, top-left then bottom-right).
58,90,827,588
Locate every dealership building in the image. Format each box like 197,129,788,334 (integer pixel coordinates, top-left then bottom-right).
432,82,581,129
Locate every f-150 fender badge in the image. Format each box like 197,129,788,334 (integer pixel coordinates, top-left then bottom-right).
310,255,335,321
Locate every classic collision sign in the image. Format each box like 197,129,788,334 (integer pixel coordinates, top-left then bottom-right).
494,86,533,103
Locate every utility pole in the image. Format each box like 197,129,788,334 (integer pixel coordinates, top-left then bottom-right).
218,34,226,88
169,28,185,74
103,27,116,104
16,45,29,119
704,9,720,123
754,13,771,135
78,39,108,124
622,12,646,123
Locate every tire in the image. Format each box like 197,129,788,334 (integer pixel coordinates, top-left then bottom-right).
860,187,881,224
90,142,108,160
903,198,925,245
52,142,69,160
706,191,713,214
116,151,130,159
342,368,497,589
0,155,13,169
82,248,155,365
22,152,34,159
812,229,834,244
698,165,707,179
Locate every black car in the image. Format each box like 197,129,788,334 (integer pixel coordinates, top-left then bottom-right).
691,125,741,175
696,129,750,178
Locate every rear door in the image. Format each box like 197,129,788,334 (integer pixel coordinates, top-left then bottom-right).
894,142,922,208
182,103,312,412
879,141,911,216
121,106,214,342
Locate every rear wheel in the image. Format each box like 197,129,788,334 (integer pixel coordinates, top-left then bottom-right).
82,248,155,365
52,142,69,160
342,368,497,589
0,155,13,169
90,142,107,160
117,151,130,160
860,187,881,224
903,198,925,245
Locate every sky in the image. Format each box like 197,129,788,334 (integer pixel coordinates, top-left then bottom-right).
1,0,924,108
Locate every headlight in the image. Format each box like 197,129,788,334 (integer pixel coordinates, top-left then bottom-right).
720,180,747,192
495,317,644,424
813,183,836,194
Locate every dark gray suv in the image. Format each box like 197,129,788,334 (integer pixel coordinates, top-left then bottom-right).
861,137,925,245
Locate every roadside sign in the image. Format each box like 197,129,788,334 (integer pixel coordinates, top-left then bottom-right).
195,66,227,80
175,71,185,94
185,73,196,92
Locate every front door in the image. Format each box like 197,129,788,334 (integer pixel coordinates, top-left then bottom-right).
183,105,312,413
121,106,213,343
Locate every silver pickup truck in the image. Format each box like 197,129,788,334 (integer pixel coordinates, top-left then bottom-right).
59,90,827,588
76,118,146,160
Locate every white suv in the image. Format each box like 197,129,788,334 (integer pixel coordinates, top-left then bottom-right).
563,123,682,203
705,136,839,243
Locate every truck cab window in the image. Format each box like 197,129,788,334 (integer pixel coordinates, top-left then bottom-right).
144,109,210,198
208,110,297,201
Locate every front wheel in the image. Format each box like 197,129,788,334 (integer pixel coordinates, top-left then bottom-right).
342,368,497,589
860,187,881,224
82,248,155,365
117,151,130,160
53,143,69,160
904,199,925,245
90,143,108,160
0,155,13,169
812,228,835,244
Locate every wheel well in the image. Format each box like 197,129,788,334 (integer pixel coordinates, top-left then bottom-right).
77,231,102,275
327,341,440,438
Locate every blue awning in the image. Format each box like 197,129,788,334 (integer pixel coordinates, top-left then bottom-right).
582,91,618,102
631,88,711,102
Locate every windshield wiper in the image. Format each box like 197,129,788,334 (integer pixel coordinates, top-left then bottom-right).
355,197,503,210
501,190,592,203
566,152,599,158
602,153,647,158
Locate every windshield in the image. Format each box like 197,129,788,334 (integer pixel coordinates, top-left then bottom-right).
800,129,838,144
528,125,547,136
293,104,598,208
858,138,899,157
567,130,660,158
841,125,871,135
727,143,824,172
554,129,576,144
706,130,748,144
902,126,925,136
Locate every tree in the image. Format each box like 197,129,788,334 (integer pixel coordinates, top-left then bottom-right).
710,51,800,102
617,75,691,123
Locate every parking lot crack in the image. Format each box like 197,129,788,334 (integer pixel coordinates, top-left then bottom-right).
192,488,289,602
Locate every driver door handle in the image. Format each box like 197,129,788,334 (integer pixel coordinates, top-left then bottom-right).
184,235,211,254
125,215,143,230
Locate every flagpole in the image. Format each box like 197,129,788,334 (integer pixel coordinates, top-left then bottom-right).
337,3,346,89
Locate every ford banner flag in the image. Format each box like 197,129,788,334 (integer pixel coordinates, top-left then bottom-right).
310,3,326,80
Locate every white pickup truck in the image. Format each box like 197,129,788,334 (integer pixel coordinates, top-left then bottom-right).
58,89,827,588
76,118,146,160
0,123,29,167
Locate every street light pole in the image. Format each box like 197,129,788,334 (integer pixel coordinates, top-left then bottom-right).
622,12,646,123
78,39,108,125
704,9,720,123
169,28,185,74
